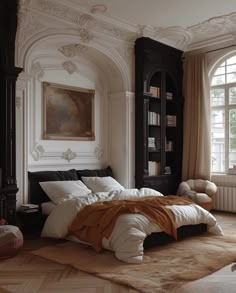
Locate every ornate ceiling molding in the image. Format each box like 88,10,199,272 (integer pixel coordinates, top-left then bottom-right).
16,11,46,48
17,0,236,52
154,27,192,51
27,0,80,23
90,4,107,14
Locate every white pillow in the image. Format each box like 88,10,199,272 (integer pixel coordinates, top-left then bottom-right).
81,176,124,193
39,180,91,205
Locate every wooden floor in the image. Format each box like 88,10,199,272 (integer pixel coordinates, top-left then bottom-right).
0,211,235,293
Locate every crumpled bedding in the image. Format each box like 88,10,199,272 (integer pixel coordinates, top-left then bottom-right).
41,188,223,263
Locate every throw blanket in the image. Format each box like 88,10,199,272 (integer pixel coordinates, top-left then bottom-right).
69,195,193,252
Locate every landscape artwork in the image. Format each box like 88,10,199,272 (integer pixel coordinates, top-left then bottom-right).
42,82,95,140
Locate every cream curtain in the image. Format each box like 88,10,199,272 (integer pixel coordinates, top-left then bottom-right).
182,54,210,180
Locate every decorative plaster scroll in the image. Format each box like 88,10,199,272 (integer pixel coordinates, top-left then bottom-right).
90,4,107,14
62,148,77,162
58,44,88,57
31,144,45,161
154,27,192,50
16,96,22,110
30,62,45,80
62,61,77,74
77,14,94,42
94,145,103,160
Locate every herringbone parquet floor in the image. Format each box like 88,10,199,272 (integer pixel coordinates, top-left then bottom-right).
0,211,235,293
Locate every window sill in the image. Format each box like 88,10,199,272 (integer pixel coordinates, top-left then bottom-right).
211,173,236,187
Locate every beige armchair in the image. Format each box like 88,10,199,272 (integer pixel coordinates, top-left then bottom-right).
177,179,217,211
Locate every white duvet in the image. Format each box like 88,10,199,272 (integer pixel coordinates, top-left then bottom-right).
41,188,223,263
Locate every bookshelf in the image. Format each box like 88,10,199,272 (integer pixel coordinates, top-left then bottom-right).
135,37,183,195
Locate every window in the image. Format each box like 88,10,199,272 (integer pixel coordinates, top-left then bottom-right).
210,55,236,173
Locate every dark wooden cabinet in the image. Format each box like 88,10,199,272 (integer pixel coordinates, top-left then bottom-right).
135,37,183,195
17,210,46,235
0,1,22,223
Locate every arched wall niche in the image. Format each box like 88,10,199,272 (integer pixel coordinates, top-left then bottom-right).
16,31,135,205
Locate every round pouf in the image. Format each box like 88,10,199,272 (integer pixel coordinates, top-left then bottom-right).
0,225,24,259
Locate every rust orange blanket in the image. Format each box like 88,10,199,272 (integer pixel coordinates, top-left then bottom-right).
68,195,193,252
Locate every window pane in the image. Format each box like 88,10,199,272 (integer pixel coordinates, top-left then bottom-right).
210,88,225,106
227,56,236,65
211,145,225,173
227,73,236,84
214,67,225,75
211,109,225,128
229,152,236,169
211,109,225,172
211,75,225,86
229,87,236,104
229,109,236,151
227,64,236,73
219,61,226,67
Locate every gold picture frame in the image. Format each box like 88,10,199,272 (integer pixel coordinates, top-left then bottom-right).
42,82,95,140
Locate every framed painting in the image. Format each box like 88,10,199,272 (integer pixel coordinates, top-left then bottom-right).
42,82,95,140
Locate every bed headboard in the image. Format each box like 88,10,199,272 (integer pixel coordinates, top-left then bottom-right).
28,166,113,205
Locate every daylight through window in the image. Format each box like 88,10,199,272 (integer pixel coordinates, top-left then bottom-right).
210,55,236,173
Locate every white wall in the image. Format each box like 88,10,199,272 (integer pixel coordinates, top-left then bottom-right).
15,2,135,206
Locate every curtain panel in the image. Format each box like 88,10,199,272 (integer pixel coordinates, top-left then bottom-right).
182,54,210,180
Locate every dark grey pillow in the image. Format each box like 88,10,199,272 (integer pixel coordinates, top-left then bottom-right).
28,169,78,204
76,166,113,180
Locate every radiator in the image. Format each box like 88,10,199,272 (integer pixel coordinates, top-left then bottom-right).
213,186,236,212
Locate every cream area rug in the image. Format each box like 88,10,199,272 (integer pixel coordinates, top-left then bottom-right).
32,234,236,293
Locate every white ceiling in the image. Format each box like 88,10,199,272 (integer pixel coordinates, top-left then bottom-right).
69,0,236,28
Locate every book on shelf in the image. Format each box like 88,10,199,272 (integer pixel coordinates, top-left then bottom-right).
21,203,39,209
148,161,161,176
148,137,156,149
148,111,160,126
144,80,148,92
144,91,153,96
166,115,176,126
166,92,173,100
149,86,160,98
20,203,39,213
165,140,173,152
20,208,39,213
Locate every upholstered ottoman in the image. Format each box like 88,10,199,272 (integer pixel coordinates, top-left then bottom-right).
0,225,24,259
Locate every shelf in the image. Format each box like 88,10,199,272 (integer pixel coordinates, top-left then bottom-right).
144,93,161,100
144,173,175,179
148,149,160,153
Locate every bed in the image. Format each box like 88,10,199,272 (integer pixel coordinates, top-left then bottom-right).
28,167,223,263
